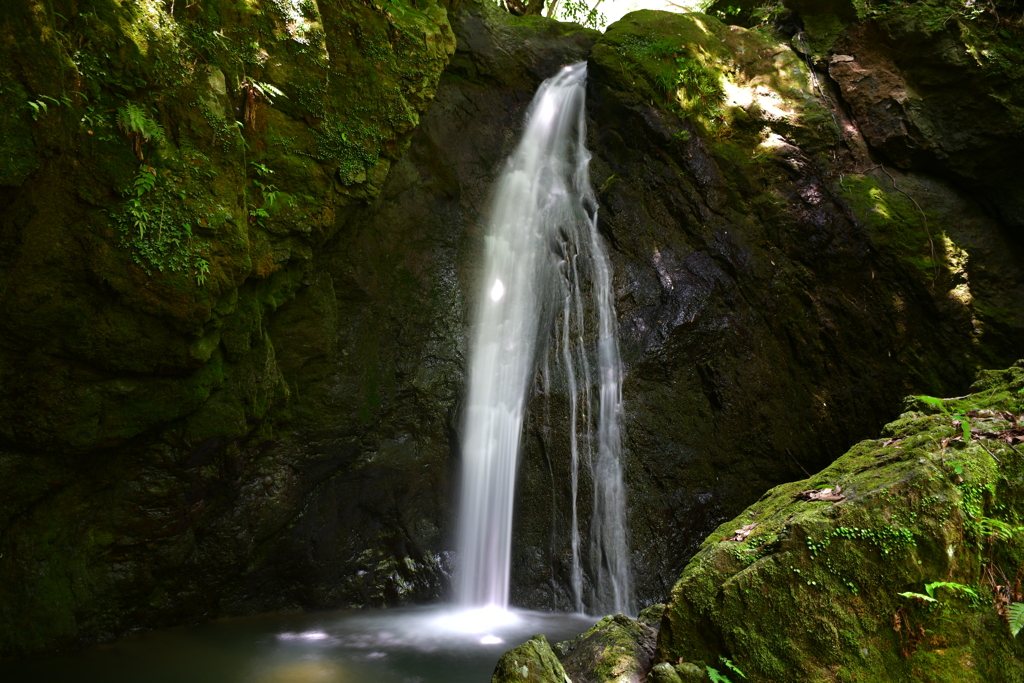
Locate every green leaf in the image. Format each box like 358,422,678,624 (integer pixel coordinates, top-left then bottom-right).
897,591,937,603
1009,602,1024,637
952,414,972,441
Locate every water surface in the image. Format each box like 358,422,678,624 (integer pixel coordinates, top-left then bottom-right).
7,607,595,683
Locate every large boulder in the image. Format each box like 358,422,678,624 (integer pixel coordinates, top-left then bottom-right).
654,361,1024,681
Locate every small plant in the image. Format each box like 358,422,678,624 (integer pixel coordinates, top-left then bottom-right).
706,656,746,682
116,102,165,160
239,79,286,131
898,581,978,603
674,58,726,123
26,94,71,120
1009,602,1024,637
750,2,786,26
720,657,746,679
981,517,1023,541
125,166,158,238
913,394,976,442
248,162,291,227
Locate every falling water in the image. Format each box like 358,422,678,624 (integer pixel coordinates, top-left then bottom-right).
456,62,633,616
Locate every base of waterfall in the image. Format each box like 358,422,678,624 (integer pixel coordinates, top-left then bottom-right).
6,606,595,683
431,605,522,636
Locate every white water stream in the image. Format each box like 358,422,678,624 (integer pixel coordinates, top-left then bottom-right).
455,62,633,618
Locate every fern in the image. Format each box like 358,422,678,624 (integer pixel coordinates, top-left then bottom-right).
1009,603,1024,637
925,582,978,600
720,656,746,679
897,591,937,603
706,666,733,683
981,518,1022,541
116,102,164,159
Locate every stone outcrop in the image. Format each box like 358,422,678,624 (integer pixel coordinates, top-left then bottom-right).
653,362,1024,681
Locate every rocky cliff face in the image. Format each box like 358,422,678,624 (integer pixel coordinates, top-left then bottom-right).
514,6,1024,612
0,0,457,655
1,0,1022,658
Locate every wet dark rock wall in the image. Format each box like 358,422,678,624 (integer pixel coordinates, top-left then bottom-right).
2,0,1023,657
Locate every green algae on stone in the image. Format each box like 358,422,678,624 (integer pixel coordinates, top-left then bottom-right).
492,634,574,683
655,361,1024,682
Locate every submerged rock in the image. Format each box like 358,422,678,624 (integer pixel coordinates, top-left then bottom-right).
492,634,574,683
654,362,1024,681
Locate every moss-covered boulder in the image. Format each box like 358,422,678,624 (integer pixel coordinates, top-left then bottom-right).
554,613,657,683
492,634,574,683
654,361,1024,681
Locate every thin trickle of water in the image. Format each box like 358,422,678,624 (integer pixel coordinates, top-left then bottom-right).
456,62,633,616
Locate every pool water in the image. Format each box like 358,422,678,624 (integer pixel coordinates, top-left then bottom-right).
6,606,597,683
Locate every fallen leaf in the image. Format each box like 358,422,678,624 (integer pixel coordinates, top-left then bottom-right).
725,523,758,542
795,487,846,503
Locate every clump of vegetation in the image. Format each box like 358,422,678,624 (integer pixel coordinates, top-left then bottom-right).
248,161,294,227
116,102,165,160
313,119,384,184
26,93,72,121
113,166,211,285
672,57,727,125
707,656,746,682
617,34,727,133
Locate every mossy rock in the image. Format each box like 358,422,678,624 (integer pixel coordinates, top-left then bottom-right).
492,634,573,683
655,361,1024,681
554,613,657,683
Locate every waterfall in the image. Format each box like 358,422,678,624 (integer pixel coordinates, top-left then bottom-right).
456,62,633,616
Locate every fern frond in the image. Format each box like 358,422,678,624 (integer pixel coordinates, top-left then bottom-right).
924,582,978,600
706,666,733,683
1009,602,1024,637
116,102,165,143
720,657,746,679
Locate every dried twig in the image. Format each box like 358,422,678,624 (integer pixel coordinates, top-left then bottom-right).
977,438,1002,464
787,447,812,478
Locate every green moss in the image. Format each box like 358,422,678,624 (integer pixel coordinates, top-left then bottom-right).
841,173,943,282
